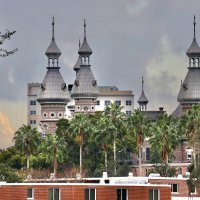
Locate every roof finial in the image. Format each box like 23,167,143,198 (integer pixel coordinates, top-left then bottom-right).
52,16,55,41
84,19,86,39
193,15,196,39
142,76,144,91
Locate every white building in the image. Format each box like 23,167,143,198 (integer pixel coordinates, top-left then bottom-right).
96,86,134,115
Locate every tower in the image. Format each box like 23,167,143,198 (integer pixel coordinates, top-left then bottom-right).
138,76,148,111
71,20,99,113
37,17,70,135
177,16,200,111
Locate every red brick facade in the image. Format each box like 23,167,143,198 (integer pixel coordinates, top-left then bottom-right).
0,183,171,200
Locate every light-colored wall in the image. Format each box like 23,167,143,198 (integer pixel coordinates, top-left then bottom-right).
95,95,134,114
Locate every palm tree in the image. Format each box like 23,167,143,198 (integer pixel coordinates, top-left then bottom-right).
179,104,200,168
149,114,179,164
127,109,149,176
13,124,41,169
94,115,116,171
41,134,67,178
68,113,91,176
104,102,125,175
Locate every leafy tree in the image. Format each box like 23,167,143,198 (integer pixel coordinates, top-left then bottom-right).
68,113,92,176
0,30,17,57
29,153,50,169
94,115,116,171
104,102,125,176
179,104,200,168
41,134,67,178
0,164,23,183
56,118,70,136
0,146,24,169
13,125,41,169
56,118,79,167
149,114,179,164
148,163,177,177
127,109,149,176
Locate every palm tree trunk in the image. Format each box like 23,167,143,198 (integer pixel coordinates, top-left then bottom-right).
139,146,142,176
166,154,169,164
105,151,108,171
53,144,57,178
193,144,196,169
27,155,30,169
80,143,83,177
113,139,116,176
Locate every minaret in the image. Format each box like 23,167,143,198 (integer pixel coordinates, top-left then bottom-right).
138,76,148,111
71,19,99,113
37,17,70,135
177,16,200,111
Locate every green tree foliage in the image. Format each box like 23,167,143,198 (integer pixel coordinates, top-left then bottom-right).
68,113,92,176
0,164,23,183
41,134,67,177
148,163,177,177
104,102,125,175
179,104,200,168
0,146,25,169
56,118,70,136
127,109,149,176
13,125,41,169
56,118,79,167
0,30,17,57
149,114,179,164
94,114,116,171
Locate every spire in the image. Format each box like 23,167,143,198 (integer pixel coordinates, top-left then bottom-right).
193,15,196,39
52,16,55,41
78,19,92,58
45,17,61,67
142,76,144,91
186,15,200,58
138,76,148,111
84,19,86,39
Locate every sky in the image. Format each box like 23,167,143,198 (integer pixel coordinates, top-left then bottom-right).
0,0,200,148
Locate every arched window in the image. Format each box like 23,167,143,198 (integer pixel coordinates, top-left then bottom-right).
196,58,199,67
190,58,194,67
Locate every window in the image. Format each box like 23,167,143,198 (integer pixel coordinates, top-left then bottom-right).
49,188,60,200
115,100,121,106
50,112,55,118
171,184,178,193
43,112,47,118
117,189,127,200
30,111,36,115
186,149,193,160
96,100,100,106
27,188,34,199
190,186,196,194
30,100,36,105
30,120,36,124
149,189,159,200
105,100,111,106
126,100,132,106
58,112,63,118
146,147,151,161
126,111,132,116
85,188,96,200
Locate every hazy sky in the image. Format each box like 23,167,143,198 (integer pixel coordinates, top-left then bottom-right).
0,0,200,148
